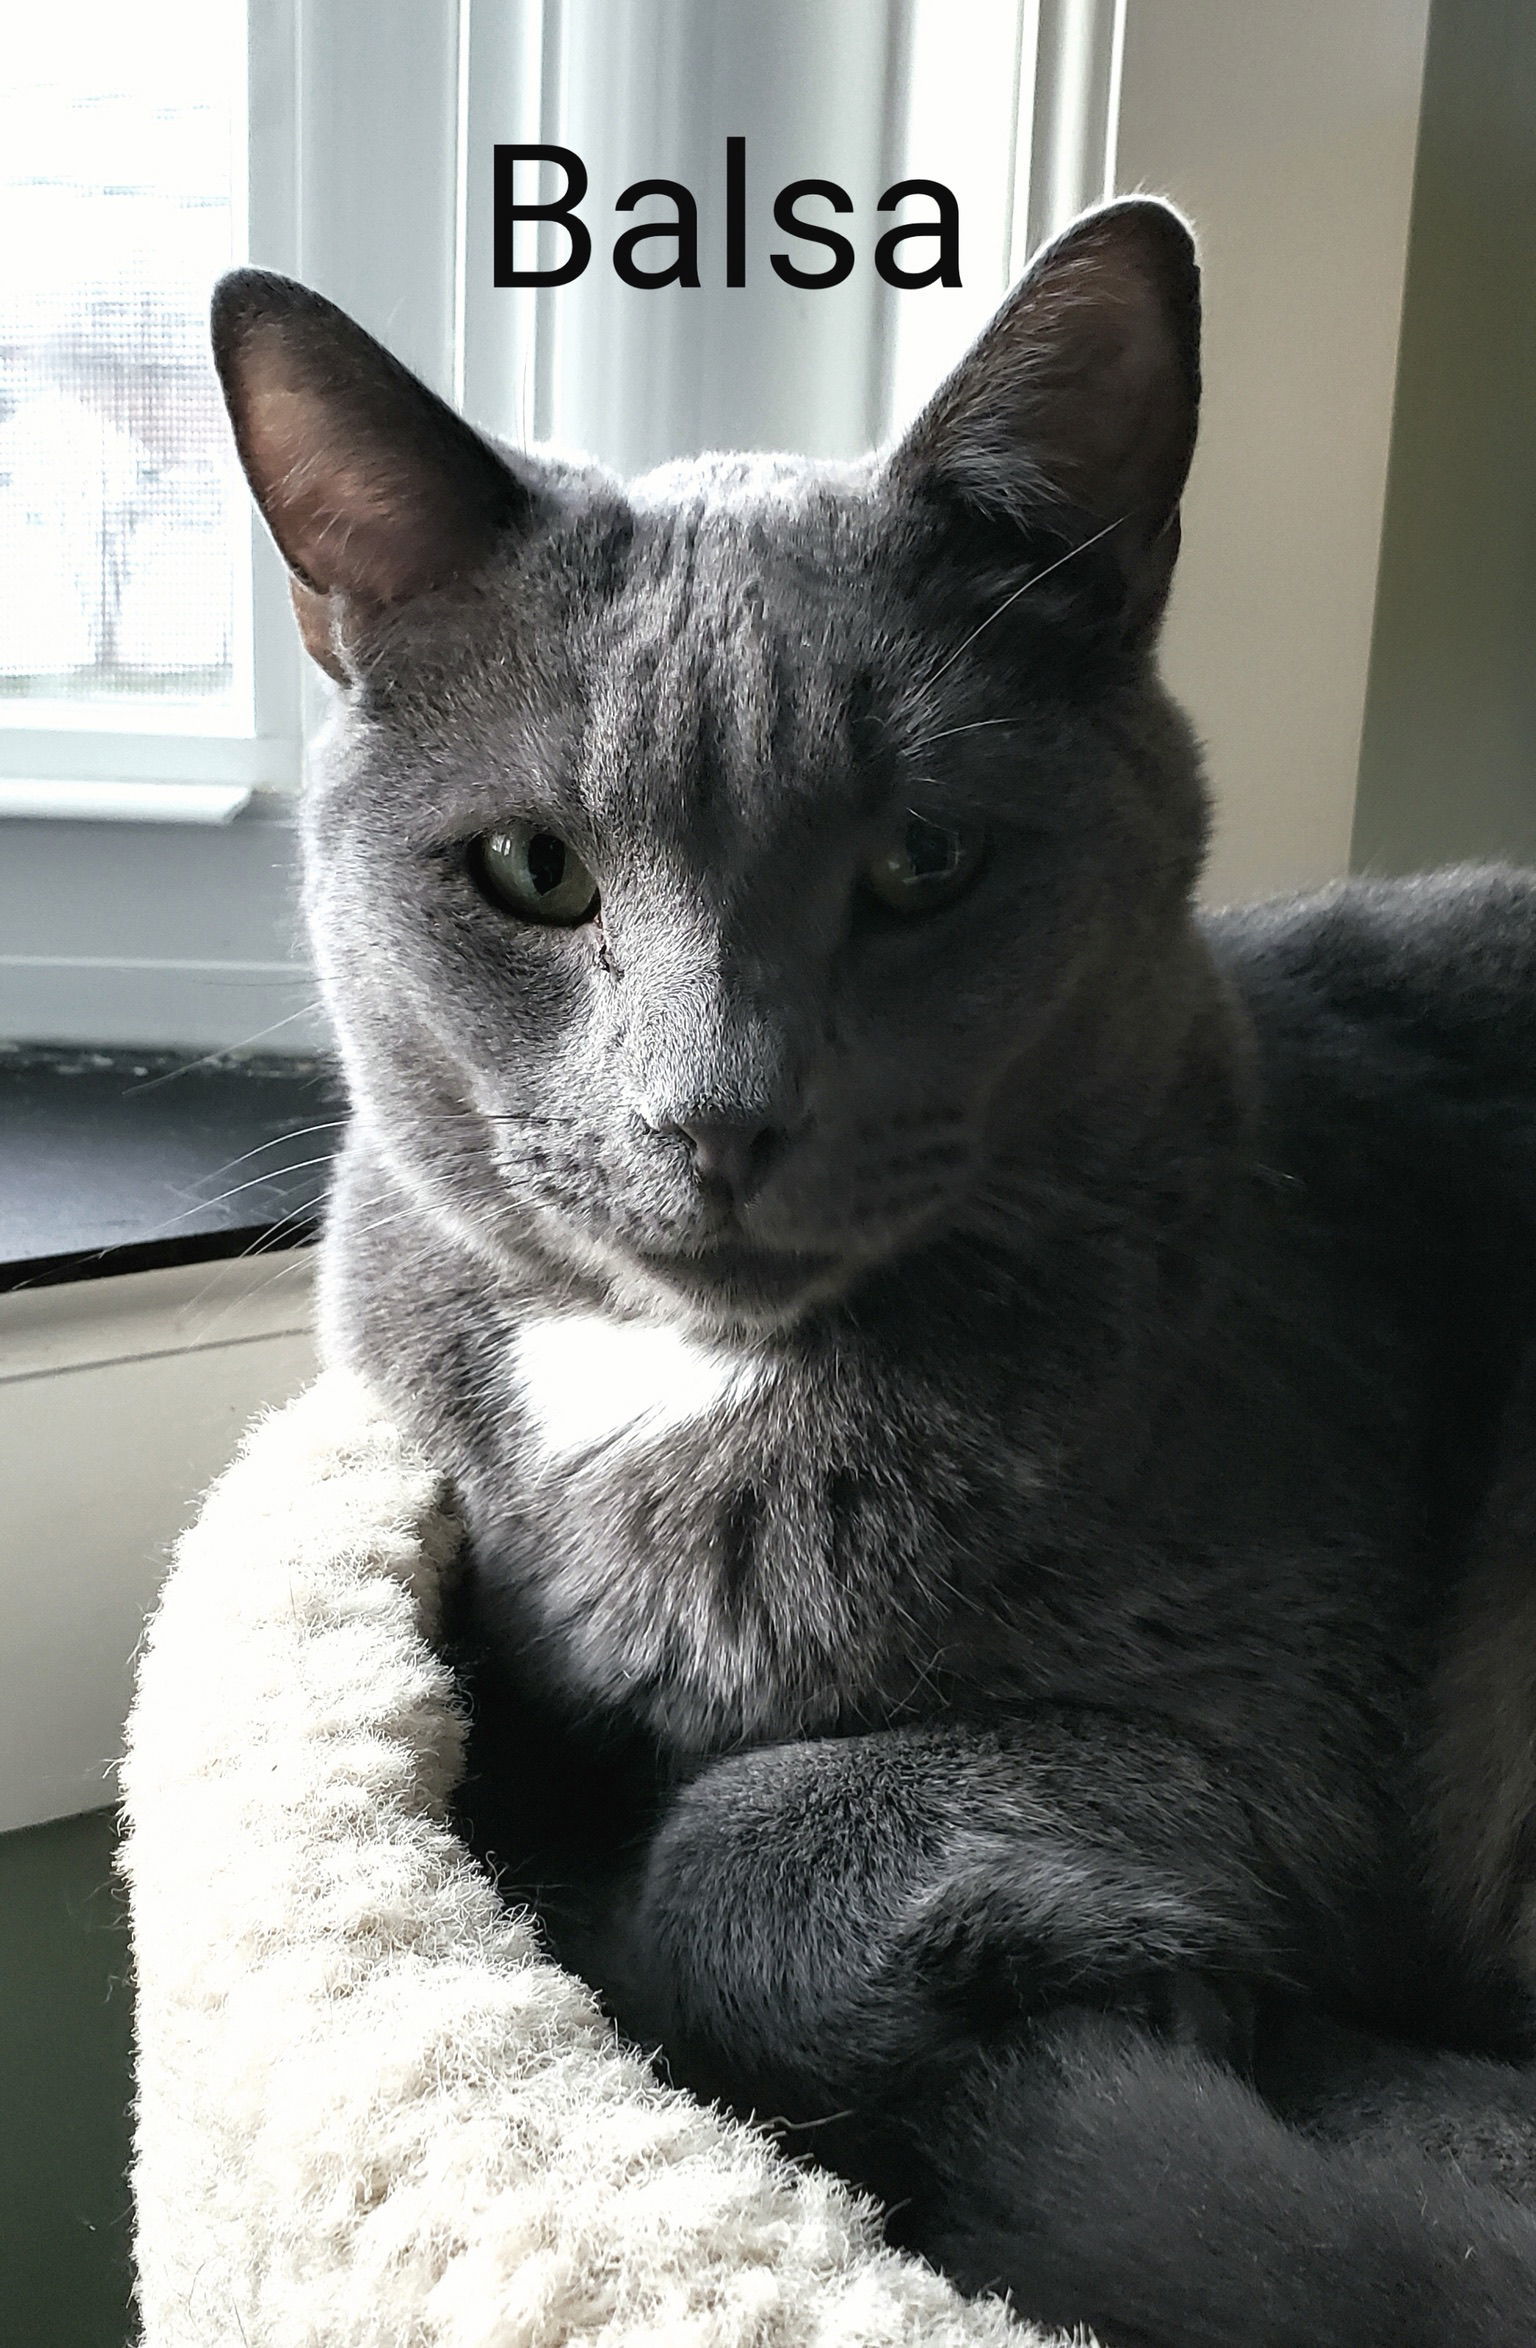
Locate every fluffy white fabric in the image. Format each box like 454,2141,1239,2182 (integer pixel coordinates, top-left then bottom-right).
120,1370,1064,2348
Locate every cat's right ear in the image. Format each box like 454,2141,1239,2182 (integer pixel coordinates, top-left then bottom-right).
211,272,530,680
886,198,1200,640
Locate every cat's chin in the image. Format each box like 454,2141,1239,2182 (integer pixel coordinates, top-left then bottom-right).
618,1238,852,1333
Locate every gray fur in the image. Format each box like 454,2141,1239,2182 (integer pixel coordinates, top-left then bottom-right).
212,202,1536,2345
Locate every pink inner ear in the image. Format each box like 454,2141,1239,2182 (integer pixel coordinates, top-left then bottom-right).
222,315,521,611
237,377,452,605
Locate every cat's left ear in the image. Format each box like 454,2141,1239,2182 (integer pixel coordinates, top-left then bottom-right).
887,198,1200,639
211,271,532,680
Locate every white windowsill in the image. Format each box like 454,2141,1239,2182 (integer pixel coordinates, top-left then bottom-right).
0,779,256,825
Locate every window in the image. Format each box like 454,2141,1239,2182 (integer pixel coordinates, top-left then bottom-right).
1,5,250,739
0,0,298,824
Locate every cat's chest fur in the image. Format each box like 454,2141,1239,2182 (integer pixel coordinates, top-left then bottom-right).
511,1310,761,1467
478,1303,965,1754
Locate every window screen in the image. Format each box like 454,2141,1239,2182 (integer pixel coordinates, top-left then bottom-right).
0,2,249,734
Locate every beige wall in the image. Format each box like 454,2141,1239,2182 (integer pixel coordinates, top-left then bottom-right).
1117,0,1431,904
1353,0,1536,874
0,1257,316,1835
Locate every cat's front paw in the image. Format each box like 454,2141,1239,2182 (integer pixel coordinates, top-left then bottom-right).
885,1850,1259,2073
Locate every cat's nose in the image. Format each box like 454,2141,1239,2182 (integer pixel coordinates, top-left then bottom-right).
668,1117,783,1205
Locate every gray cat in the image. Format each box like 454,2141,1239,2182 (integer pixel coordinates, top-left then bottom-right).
213,200,1536,2345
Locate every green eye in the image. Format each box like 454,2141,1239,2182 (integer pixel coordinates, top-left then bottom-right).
863,814,985,914
476,825,600,926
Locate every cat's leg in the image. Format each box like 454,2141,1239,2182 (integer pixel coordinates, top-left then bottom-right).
920,2007,1536,2348
1258,2005,1536,2203
601,1724,1536,2348
603,1717,1295,2128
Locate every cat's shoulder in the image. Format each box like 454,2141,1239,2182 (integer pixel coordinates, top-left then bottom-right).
1203,865,1536,1090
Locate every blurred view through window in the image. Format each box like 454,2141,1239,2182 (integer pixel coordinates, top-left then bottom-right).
0,2,249,733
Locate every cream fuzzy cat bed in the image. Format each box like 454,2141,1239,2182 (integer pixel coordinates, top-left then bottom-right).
119,1371,1065,2348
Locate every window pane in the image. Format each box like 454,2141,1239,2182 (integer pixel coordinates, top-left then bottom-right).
0,2,249,733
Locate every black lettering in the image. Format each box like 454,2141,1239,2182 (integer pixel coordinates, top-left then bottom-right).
725,136,746,286
493,145,591,287
770,179,854,289
613,178,700,288
875,179,961,289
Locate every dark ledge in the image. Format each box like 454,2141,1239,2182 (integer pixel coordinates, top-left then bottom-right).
0,1044,348,1293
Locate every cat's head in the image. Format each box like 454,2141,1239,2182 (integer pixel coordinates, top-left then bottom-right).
213,199,1207,1335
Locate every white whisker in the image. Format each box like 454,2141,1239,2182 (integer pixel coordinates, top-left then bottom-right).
156,1154,338,1235
122,1003,327,1094
922,515,1125,692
